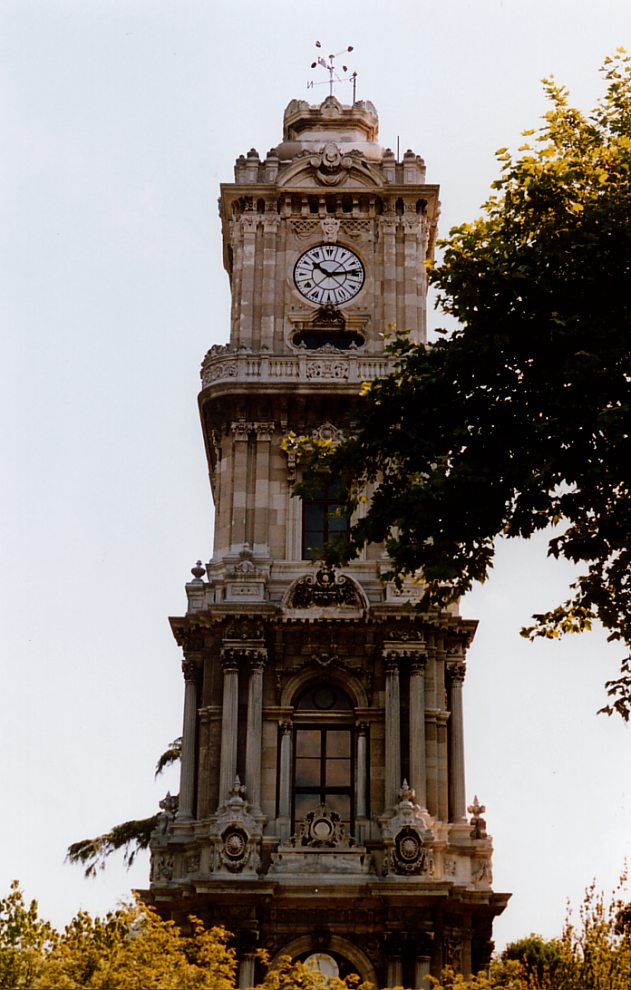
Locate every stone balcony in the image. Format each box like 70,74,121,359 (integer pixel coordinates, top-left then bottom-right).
200,343,395,390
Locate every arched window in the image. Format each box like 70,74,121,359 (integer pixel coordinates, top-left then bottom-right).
292,684,355,833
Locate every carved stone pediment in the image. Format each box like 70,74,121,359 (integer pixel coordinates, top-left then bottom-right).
284,567,366,612
277,146,384,189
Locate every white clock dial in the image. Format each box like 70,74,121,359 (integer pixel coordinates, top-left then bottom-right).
293,244,365,306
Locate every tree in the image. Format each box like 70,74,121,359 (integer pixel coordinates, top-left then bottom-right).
0,881,56,989
296,51,631,715
67,737,181,876
499,934,561,984
35,902,236,990
0,884,368,990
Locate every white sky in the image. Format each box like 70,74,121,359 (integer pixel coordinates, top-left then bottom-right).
2,0,630,954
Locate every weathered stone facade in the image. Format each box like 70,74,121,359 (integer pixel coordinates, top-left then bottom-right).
143,95,509,987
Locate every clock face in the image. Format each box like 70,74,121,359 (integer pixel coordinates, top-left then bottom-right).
303,953,339,979
293,244,365,306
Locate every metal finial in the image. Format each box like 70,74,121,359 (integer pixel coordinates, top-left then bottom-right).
308,41,356,100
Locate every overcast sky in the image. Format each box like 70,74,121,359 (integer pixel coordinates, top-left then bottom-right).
2,0,630,954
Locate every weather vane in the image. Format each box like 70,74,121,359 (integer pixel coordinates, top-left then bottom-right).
308,41,357,102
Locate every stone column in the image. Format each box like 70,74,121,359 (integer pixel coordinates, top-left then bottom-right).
230,421,250,549
415,955,431,990
447,663,467,822
380,217,397,331
239,214,258,348
245,652,266,814
402,215,421,339
260,214,280,351
218,650,240,808
387,954,403,988
437,711,450,822
196,706,213,819
384,654,401,810
239,953,257,989
425,712,438,817
278,721,292,841
252,422,274,553
356,723,368,820
177,657,199,821
409,655,428,809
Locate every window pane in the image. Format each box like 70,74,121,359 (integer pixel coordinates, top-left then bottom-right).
295,757,321,786
328,510,348,534
295,729,320,757
326,793,350,823
325,758,350,786
295,792,320,820
326,731,351,757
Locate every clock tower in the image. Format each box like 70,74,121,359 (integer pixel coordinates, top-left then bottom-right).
145,94,509,986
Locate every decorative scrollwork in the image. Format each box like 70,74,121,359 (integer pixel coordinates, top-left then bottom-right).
290,804,355,848
288,567,363,609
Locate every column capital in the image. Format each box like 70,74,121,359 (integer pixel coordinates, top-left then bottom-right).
384,652,400,673
410,653,428,673
249,651,267,672
182,656,201,681
252,420,275,442
220,648,241,671
447,662,467,685
231,419,250,442
261,214,281,233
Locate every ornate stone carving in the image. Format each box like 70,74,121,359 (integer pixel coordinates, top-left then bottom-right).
310,143,353,185
225,547,265,584
182,657,201,680
221,646,266,669
444,933,463,970
312,421,345,443
150,853,174,882
289,217,321,239
468,796,488,839
185,851,201,875
224,615,265,640
288,567,363,609
208,777,262,876
305,360,349,380
471,858,493,885
447,662,467,684
252,420,275,441
381,781,435,877
289,804,355,848
443,855,457,877
156,791,178,833
320,216,340,242
341,218,372,240
231,418,250,441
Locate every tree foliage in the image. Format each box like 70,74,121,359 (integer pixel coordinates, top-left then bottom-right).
298,51,631,713
67,737,181,876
